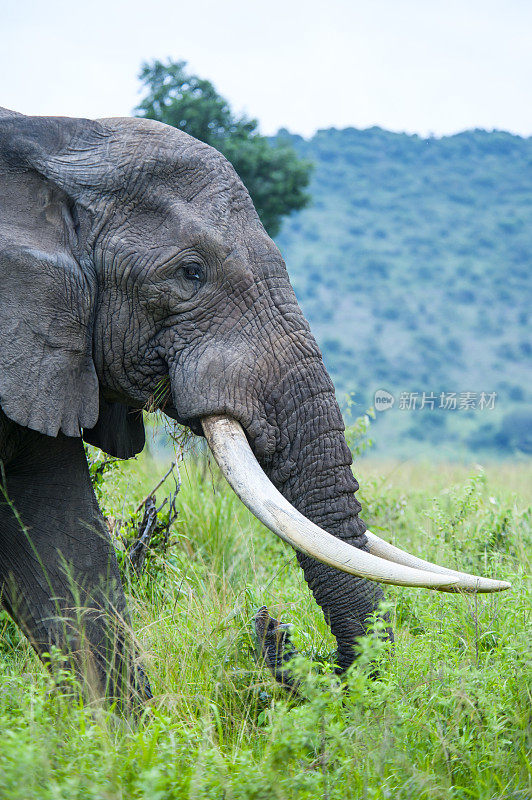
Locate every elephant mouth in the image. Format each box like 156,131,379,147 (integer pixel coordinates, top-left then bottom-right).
200,414,511,594
161,403,204,437
164,403,276,458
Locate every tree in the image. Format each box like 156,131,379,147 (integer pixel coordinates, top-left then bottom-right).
135,60,313,236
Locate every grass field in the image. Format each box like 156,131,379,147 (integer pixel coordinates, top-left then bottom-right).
0,447,530,799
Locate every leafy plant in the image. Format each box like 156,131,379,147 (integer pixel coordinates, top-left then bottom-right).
344,398,375,458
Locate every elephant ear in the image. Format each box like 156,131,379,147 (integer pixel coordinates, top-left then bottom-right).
83,395,145,459
0,109,103,438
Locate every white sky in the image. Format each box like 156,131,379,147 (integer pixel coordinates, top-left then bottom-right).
1,0,531,138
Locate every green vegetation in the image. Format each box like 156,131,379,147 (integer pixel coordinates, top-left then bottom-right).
274,127,532,457
0,438,529,798
135,60,312,236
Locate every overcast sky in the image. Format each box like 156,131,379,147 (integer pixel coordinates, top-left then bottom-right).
1,0,531,138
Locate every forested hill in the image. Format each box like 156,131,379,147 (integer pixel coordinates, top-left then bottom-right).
274,127,532,458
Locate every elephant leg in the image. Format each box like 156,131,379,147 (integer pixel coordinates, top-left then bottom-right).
0,427,151,704
254,606,300,691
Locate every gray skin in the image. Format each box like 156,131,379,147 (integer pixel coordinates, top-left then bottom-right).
0,108,391,701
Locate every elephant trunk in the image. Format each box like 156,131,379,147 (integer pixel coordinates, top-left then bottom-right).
264,366,391,670
203,359,393,672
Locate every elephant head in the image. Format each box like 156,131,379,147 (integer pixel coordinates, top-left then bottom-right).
0,109,509,683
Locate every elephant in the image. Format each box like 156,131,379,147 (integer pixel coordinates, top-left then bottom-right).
0,107,509,703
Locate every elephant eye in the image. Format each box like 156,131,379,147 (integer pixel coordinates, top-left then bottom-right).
181,263,203,283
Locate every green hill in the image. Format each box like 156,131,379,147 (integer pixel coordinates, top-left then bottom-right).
274,127,532,458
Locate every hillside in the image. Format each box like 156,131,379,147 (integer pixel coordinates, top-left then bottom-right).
274,127,532,458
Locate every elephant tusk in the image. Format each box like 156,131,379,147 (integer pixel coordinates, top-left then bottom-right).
364,530,510,593
201,415,462,590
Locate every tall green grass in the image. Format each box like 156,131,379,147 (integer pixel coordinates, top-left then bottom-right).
0,453,530,799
